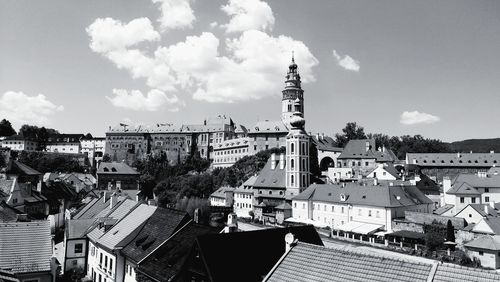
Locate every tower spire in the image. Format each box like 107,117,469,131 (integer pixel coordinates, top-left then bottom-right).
281,52,303,129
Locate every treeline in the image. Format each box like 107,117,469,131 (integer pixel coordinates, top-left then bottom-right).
335,122,452,159
16,151,88,173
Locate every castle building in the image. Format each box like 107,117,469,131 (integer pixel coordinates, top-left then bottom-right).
285,108,310,197
281,55,304,129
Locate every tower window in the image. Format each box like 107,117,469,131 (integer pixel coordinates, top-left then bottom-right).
291,175,294,185
288,104,292,111
290,143,294,153
291,159,294,169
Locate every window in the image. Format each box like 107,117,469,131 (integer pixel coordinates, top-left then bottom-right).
303,203,306,209
291,159,294,169
365,162,369,166
341,207,344,213
460,197,465,203
294,203,297,208
324,205,326,211
100,253,103,265
331,206,334,212
368,210,372,217
469,214,472,218
479,251,484,256
358,209,362,216
291,175,294,185
485,188,490,193
471,197,476,204
74,243,83,254
376,211,380,218
486,196,490,202
291,143,295,153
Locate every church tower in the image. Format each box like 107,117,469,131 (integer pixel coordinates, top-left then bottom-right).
285,102,310,197
281,54,304,128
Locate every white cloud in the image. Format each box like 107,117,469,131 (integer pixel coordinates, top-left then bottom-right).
221,0,275,33
152,0,195,31
400,111,440,125
209,22,218,29
106,89,183,112
333,50,360,72
0,91,64,126
86,18,160,53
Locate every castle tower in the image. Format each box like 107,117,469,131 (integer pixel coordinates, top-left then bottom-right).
281,54,304,128
285,103,310,197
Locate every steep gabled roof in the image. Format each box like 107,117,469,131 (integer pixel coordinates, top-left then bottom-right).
0,201,22,222
0,221,52,274
247,120,288,134
253,157,286,189
338,139,397,162
446,182,481,195
97,162,139,175
465,235,500,251
121,208,190,263
407,153,500,167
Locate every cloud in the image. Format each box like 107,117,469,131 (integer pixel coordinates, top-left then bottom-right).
221,0,275,33
209,22,218,29
86,17,160,53
0,91,64,126
400,111,440,125
152,0,195,31
106,89,183,112
332,50,360,72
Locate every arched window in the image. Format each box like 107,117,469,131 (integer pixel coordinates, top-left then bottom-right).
291,159,294,169
291,175,294,185
302,175,306,186
290,143,295,153
302,159,306,171
301,143,305,155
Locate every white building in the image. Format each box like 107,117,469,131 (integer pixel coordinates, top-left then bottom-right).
233,176,257,218
46,134,84,154
209,186,235,207
213,137,251,168
0,136,38,151
290,182,434,232
81,137,106,166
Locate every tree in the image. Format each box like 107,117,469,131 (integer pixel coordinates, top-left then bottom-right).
309,143,321,177
0,119,16,137
446,220,455,243
335,122,367,147
424,220,446,251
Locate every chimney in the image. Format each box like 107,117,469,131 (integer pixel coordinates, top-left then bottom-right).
316,133,320,140
194,208,200,224
485,205,489,215
382,146,386,153
271,153,277,170
147,199,157,206
491,151,495,154
457,152,461,158
279,154,285,170
373,178,378,186
285,233,296,252
366,141,370,152
110,192,118,209
226,213,238,233
103,191,108,203
490,201,495,209
321,133,325,139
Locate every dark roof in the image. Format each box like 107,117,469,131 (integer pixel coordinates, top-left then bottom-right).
7,161,41,176
451,173,500,189
407,153,500,168
121,208,190,263
136,222,218,282
66,218,95,239
311,135,342,152
196,225,323,282
293,183,434,208
0,221,52,274
434,204,454,215
265,242,431,282
253,156,286,189
338,139,398,162
446,182,481,195
387,230,426,240
0,201,22,222
97,162,139,175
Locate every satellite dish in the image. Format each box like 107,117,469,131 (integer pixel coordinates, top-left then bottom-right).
285,233,295,244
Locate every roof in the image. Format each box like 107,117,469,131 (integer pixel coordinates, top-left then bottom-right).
0,221,52,274
210,186,235,199
475,217,500,235
434,204,454,215
407,153,500,167
293,183,434,208
66,218,96,239
235,176,257,193
73,196,110,219
121,208,190,263
0,201,22,222
136,222,218,281
253,156,286,189
214,137,250,150
451,173,500,189
432,262,500,282
247,120,288,134
97,204,157,250
487,166,500,176
7,161,41,176
196,225,323,282
465,235,500,251
97,162,139,175
338,139,398,162
446,182,481,195
467,204,499,217
275,202,292,210
265,242,432,282
264,242,500,282
311,135,342,152
0,180,14,196
366,164,400,179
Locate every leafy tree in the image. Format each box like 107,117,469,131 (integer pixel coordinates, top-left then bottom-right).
0,119,16,137
309,143,321,177
424,220,446,251
139,173,157,199
446,220,456,243
84,133,93,139
335,122,367,147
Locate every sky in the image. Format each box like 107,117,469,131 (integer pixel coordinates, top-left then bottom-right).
1,0,500,142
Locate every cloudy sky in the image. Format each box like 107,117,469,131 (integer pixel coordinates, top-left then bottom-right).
1,0,499,141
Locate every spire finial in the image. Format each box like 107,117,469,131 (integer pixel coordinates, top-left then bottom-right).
291,51,295,63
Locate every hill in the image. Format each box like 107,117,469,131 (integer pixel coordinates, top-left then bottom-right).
448,138,500,153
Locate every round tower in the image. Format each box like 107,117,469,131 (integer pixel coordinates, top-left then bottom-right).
281,54,304,128
285,103,310,197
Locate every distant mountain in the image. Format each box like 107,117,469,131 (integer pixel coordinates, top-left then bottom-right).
448,138,500,153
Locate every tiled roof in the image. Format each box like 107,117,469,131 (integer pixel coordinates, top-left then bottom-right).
97,162,139,175
196,225,323,282
434,204,454,215
121,208,190,263
468,204,500,217
0,221,52,274
136,222,218,282
214,137,250,150
253,156,286,189
210,186,235,198
487,166,500,175
465,235,500,251
451,173,500,189
247,120,288,134
0,180,14,195
293,183,433,208
66,218,95,239
73,196,110,219
311,135,342,152
407,153,500,167
265,242,432,282
338,139,398,162
474,217,500,235
97,204,157,250
275,203,292,210
0,201,22,222
433,262,500,281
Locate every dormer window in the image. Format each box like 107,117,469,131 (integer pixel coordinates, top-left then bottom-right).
103,167,109,172
111,167,117,172
340,194,347,202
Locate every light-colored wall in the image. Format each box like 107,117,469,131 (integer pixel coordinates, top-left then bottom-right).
233,192,253,218
124,261,137,282
467,249,500,269
87,242,117,282
366,165,397,180
46,143,81,154
327,167,354,182
455,205,485,224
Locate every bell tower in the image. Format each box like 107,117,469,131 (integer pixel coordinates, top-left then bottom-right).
285,101,310,197
281,53,304,128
